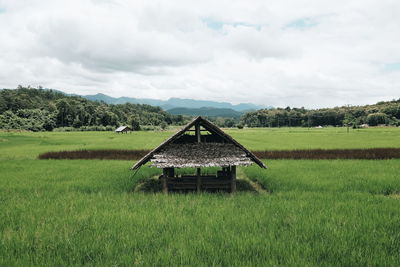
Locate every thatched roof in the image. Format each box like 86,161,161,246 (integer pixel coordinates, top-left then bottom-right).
151,143,253,168
131,116,266,169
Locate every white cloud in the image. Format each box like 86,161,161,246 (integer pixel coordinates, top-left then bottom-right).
0,0,399,108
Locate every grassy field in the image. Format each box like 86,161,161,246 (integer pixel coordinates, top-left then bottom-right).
1,127,400,159
1,128,400,266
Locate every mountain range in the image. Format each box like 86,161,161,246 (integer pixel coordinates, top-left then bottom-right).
167,107,243,118
82,93,269,112
11,88,270,118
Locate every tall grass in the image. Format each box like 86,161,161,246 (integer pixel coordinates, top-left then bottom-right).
2,190,400,266
38,149,150,160
1,159,400,265
38,148,400,160
253,148,400,159
1,129,400,266
244,160,400,195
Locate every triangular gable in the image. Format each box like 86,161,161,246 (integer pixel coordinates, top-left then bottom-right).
131,116,267,170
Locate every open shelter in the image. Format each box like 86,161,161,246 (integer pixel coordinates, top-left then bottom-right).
131,117,266,193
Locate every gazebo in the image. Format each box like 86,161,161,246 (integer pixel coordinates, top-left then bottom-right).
131,117,266,193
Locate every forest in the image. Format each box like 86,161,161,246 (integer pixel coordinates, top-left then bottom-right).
241,100,400,128
0,86,187,131
0,86,399,131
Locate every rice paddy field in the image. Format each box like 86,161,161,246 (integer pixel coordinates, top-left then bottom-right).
1,127,400,266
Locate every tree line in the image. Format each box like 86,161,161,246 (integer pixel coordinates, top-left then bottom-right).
0,86,187,131
1,86,399,131
241,101,400,128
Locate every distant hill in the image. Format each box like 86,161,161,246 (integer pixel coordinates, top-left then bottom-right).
83,93,166,107
167,107,242,118
82,93,268,112
0,87,187,132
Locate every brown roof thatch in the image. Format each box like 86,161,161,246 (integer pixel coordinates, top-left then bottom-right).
151,143,253,168
131,116,267,170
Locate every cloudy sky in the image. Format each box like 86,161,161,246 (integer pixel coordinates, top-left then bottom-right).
0,0,399,108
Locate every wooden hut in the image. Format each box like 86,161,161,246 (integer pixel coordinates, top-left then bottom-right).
115,126,132,133
131,116,266,193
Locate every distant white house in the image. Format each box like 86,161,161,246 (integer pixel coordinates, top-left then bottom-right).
115,126,132,133
315,125,323,129
360,124,369,128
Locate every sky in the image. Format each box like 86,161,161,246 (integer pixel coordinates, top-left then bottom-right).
0,0,399,108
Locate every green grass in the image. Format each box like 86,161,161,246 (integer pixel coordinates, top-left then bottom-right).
228,127,400,150
1,127,400,159
0,131,171,160
245,160,400,195
1,128,400,266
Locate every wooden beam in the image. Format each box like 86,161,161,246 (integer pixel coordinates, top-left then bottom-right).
162,168,169,194
231,166,236,193
195,122,201,143
196,168,201,193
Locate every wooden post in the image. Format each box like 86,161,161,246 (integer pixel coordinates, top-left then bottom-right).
195,122,201,143
223,167,229,177
195,122,201,192
196,168,201,192
231,166,236,193
162,168,168,194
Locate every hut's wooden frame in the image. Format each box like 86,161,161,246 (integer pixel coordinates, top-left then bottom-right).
131,116,266,193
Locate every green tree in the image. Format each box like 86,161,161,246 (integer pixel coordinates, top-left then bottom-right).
128,115,141,131
366,113,388,126
224,119,235,128
56,99,71,127
160,122,168,130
